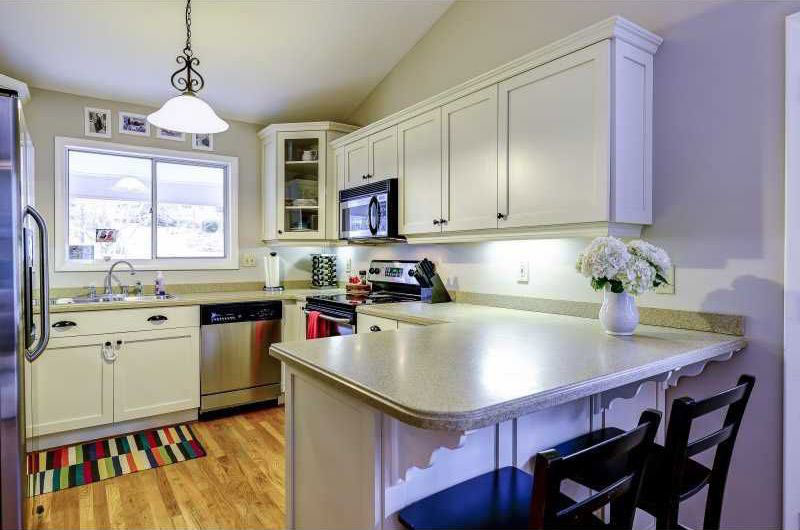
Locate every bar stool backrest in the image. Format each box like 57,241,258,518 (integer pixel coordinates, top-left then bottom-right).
662,374,755,530
530,409,662,529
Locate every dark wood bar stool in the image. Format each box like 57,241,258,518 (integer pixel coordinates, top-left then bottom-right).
553,374,755,530
398,409,661,529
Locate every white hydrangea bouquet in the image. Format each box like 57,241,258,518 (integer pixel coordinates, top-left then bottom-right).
576,236,671,334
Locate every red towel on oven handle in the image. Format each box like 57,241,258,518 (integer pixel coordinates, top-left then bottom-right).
306,310,332,339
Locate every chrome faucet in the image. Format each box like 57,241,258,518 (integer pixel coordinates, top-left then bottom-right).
103,260,136,295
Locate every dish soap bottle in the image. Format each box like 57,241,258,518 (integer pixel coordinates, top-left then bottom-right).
155,271,166,296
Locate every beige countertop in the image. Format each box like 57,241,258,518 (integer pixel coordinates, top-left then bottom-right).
48,288,342,313
271,302,747,431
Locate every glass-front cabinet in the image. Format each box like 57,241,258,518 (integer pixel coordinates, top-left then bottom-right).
277,131,324,239
260,122,358,242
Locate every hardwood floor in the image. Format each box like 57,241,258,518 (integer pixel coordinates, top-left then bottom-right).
25,405,286,529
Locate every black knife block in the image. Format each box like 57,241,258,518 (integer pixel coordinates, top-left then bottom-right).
420,273,452,304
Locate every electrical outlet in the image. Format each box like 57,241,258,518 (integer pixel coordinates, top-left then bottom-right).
655,264,675,294
241,253,257,267
518,260,530,283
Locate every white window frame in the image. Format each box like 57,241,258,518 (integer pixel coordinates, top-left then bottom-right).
54,136,239,271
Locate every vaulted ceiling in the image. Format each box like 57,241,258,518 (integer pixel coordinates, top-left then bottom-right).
0,0,452,124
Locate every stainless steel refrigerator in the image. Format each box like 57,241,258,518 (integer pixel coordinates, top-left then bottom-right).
0,88,50,529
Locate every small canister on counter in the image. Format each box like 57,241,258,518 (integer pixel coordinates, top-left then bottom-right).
311,253,337,288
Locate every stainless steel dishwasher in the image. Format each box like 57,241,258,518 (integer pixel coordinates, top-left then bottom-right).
200,301,282,413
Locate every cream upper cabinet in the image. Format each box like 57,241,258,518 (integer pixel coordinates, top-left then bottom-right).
25,335,114,437
442,86,499,232
260,122,358,243
113,327,200,422
276,130,327,240
368,126,398,182
344,138,369,188
343,128,399,189
330,18,660,242
498,41,610,228
398,109,442,234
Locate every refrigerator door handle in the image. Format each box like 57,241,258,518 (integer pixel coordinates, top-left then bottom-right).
23,205,49,362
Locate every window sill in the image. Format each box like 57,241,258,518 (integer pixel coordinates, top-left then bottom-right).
55,257,240,272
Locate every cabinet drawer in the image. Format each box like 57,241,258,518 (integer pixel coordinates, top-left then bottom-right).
49,306,199,337
357,314,398,333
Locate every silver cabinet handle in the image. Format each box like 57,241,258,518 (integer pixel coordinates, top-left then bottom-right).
24,205,49,362
303,309,351,325
102,341,117,362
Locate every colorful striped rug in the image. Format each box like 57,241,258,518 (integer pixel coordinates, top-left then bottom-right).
27,424,205,496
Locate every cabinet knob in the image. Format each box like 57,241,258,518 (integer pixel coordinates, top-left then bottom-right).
277,229,283,235
52,320,76,329
439,218,448,225
362,175,367,180
147,315,168,324
497,213,507,220
369,325,381,332
433,219,440,225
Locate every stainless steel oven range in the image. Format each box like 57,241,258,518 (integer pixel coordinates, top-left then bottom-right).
200,301,282,413
304,260,422,337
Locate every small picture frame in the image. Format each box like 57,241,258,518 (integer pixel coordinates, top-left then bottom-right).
192,133,213,151
156,127,185,141
84,107,111,138
118,112,150,136
95,228,118,243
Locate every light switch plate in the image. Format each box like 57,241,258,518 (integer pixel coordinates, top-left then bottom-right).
518,260,530,283
655,265,675,294
241,253,257,267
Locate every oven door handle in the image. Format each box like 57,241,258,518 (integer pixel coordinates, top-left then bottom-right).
303,309,352,325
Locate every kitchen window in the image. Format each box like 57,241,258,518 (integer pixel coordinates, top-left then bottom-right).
54,137,238,271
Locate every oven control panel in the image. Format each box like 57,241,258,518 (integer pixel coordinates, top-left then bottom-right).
366,260,419,286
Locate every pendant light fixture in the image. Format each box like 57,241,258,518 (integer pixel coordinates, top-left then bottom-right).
147,0,228,134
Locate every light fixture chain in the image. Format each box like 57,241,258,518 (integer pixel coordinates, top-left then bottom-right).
169,0,204,94
184,0,192,57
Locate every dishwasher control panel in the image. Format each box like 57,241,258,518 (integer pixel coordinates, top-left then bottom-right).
201,301,282,325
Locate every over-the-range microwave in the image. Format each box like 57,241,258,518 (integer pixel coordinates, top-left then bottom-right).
339,178,403,243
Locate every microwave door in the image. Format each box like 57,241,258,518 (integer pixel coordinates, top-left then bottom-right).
340,195,374,239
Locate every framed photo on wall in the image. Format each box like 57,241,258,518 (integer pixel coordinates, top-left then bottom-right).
118,112,150,136
192,133,213,151
156,127,185,141
84,107,111,138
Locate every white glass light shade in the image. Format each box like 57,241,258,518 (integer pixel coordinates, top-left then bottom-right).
147,94,229,134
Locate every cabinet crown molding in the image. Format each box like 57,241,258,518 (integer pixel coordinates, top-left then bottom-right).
258,121,358,139
333,15,661,148
0,73,31,103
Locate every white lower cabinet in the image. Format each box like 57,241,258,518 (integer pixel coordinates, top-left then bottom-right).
25,334,114,437
357,314,399,333
25,306,200,440
113,327,200,422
